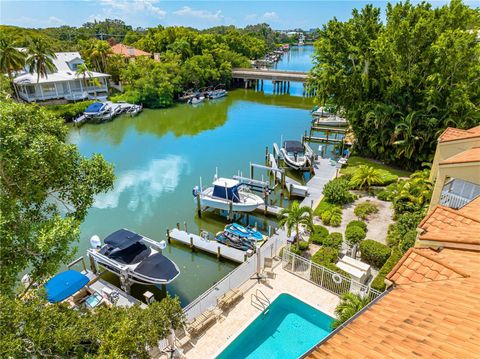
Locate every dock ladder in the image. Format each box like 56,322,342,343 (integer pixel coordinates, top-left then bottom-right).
251,289,270,314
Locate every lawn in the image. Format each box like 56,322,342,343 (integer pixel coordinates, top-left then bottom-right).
340,156,411,177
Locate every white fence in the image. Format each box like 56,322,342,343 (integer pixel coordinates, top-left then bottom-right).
439,191,471,209
183,230,287,322
282,249,382,301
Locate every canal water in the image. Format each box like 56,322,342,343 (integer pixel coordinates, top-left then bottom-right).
69,46,316,306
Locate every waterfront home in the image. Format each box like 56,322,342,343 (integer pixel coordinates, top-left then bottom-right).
13,52,110,102
110,43,152,60
303,126,480,358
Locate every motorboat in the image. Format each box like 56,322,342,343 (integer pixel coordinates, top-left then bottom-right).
281,140,310,170
188,94,205,105
87,229,180,286
214,231,254,251
208,88,227,100
224,223,265,242
127,104,143,116
312,116,348,127
84,102,110,117
193,177,264,212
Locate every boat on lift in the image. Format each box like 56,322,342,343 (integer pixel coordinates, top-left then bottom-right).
281,140,310,170
87,229,180,286
224,223,265,242
193,177,264,212
311,106,348,126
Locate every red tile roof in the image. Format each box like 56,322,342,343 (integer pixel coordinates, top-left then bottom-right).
110,44,151,58
438,125,480,143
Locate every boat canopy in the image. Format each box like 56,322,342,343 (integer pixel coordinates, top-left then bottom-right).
212,178,241,202
284,140,304,154
44,270,89,303
133,253,180,282
84,102,105,114
104,229,143,250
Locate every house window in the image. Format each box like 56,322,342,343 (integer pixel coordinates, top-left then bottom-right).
42,83,56,93
26,85,36,94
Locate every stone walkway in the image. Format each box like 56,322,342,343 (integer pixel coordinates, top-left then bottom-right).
179,263,339,359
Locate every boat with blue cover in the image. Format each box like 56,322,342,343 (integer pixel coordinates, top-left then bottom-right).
224,223,265,242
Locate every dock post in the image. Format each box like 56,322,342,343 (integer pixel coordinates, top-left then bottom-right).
264,188,269,215
196,193,202,218
88,254,97,274
166,229,171,244
228,201,233,221
217,246,221,260
184,221,188,233
287,81,290,93
289,183,293,199
281,170,286,188
176,222,180,230
265,146,269,162
189,236,194,250
250,163,254,179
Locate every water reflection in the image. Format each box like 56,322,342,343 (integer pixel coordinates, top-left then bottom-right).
94,155,189,218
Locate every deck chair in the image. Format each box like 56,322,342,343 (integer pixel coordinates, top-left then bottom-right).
263,257,276,279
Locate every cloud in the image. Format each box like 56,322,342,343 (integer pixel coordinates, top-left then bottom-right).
94,156,188,218
100,0,166,19
173,6,223,21
8,15,65,27
244,11,279,23
262,12,279,20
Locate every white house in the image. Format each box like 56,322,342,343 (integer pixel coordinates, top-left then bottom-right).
13,52,110,102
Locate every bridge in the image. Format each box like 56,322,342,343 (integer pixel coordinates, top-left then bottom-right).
232,68,308,83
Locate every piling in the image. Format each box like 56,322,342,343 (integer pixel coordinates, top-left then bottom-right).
166,229,171,244
217,246,221,259
89,254,97,274
189,236,194,250
196,193,202,218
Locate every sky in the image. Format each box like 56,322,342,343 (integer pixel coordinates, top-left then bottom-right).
1,0,479,30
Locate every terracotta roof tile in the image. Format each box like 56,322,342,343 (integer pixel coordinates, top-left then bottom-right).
110,43,151,58
438,125,480,143
440,147,480,165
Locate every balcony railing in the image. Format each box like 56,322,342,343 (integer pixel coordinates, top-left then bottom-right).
439,191,471,209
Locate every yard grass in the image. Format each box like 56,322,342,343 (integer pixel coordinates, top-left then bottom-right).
340,156,411,177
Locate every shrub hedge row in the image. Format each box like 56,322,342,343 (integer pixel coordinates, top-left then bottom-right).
359,239,391,268
46,101,94,121
371,248,403,291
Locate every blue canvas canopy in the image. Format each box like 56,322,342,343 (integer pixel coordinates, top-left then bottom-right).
45,270,89,303
213,185,240,202
84,102,105,114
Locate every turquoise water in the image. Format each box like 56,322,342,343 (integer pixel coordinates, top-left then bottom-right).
217,293,333,359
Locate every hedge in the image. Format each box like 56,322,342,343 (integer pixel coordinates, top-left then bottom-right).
346,220,367,232
359,240,391,268
322,178,355,205
354,201,379,220
345,225,366,247
310,225,329,244
298,241,310,251
323,232,343,250
46,101,94,121
312,247,339,264
371,248,403,291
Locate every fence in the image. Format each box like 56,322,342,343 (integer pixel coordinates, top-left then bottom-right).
282,249,382,301
183,230,287,322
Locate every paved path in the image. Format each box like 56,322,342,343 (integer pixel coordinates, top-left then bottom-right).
301,158,338,209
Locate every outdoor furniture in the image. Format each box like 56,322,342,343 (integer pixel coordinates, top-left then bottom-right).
187,308,218,336
217,288,243,310
262,257,276,279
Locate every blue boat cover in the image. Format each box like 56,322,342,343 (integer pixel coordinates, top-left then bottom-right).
45,270,89,303
212,185,240,202
85,102,104,113
104,229,143,250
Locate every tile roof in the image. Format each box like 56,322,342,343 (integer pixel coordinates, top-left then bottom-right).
110,44,151,58
305,248,480,359
439,146,480,165
418,201,480,245
438,125,480,143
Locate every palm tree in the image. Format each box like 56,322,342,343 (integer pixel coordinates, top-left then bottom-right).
26,38,57,83
91,40,111,72
332,293,371,329
0,35,25,78
278,201,314,247
76,63,101,99
349,165,383,191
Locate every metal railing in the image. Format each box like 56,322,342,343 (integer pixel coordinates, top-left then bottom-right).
282,249,382,301
183,231,286,322
439,191,472,209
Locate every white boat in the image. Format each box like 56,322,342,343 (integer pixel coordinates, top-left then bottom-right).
313,116,348,127
188,95,205,104
127,104,143,116
193,178,264,212
208,89,227,99
87,229,180,286
281,140,310,170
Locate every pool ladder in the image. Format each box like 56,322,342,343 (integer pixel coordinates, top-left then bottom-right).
251,289,270,314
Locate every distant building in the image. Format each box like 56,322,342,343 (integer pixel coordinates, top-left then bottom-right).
110,43,152,59
13,52,109,102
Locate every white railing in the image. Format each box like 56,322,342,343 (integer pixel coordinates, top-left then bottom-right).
183,231,287,322
282,250,382,301
439,191,471,209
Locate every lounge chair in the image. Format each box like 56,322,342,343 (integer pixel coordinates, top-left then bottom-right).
262,257,276,279
187,309,218,336
217,288,243,309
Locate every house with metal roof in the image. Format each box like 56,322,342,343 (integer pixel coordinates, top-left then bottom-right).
13,52,110,102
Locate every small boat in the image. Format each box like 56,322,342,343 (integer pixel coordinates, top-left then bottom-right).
84,102,110,117
87,229,180,286
127,104,143,116
281,140,310,170
193,177,264,212
188,94,205,105
224,223,265,242
208,85,227,100
215,232,253,251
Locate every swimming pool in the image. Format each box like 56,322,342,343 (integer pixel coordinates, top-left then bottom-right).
216,293,333,359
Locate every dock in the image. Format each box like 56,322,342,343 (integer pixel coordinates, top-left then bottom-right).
300,157,338,208
255,204,284,216
167,228,252,263
270,144,309,197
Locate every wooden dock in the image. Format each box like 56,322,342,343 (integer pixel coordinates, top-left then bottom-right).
167,228,251,263
255,204,284,216
270,147,309,197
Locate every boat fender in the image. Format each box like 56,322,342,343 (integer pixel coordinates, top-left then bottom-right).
90,235,101,249
192,186,199,197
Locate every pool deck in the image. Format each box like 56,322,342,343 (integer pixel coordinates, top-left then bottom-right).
178,263,340,359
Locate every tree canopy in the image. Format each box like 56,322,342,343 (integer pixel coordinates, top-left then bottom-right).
0,101,114,295
310,0,480,169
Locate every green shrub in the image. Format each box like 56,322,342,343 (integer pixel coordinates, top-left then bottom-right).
297,241,310,251
345,225,366,247
371,248,403,291
346,220,368,232
354,201,379,220
310,225,329,244
323,232,343,249
359,240,391,268
290,245,302,256
376,189,391,201
46,101,94,121
386,223,400,247
329,207,342,227
323,178,355,205
314,198,338,216
311,247,339,265
398,229,417,253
